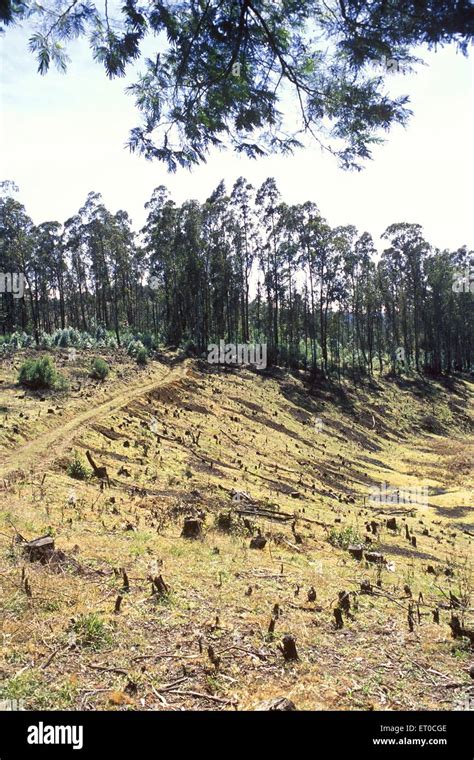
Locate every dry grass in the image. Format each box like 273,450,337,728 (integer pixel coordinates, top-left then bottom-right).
0,352,473,711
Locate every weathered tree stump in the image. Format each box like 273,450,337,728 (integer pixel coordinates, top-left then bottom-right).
216,512,233,532
86,450,110,487
307,586,317,602
360,579,373,594
365,551,384,564
348,544,363,560
151,574,168,596
122,569,130,592
181,518,203,539
386,517,397,530
338,590,351,613
280,634,298,661
449,615,474,644
24,536,55,564
333,607,344,629
250,535,267,550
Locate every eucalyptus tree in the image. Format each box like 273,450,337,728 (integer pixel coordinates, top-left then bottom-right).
0,193,34,336
297,201,325,372
32,221,63,333
10,1,473,169
382,223,430,372
229,177,256,343
256,177,283,363
142,185,179,341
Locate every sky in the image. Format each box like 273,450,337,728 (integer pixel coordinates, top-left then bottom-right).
0,16,473,252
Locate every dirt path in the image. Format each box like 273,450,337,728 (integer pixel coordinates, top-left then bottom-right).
0,361,189,480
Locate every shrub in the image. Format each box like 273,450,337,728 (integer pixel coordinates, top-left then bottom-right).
95,325,107,342
328,526,362,550
182,338,197,356
126,338,144,357
71,613,112,650
90,357,110,380
18,356,58,389
140,333,154,350
136,347,148,365
67,454,90,481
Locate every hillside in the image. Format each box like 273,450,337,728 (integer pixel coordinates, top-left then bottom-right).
0,350,473,711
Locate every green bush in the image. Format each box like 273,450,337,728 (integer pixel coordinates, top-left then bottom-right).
67,454,90,481
90,357,110,380
328,526,362,550
18,356,58,389
71,613,112,650
136,347,148,365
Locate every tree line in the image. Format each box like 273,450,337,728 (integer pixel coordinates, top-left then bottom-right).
0,178,472,377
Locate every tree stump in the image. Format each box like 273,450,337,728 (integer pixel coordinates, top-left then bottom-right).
280,634,298,661
181,518,203,539
333,607,344,629
216,512,233,532
365,551,384,564
338,590,351,613
307,586,317,602
24,536,55,564
250,535,267,550
348,544,363,560
386,517,397,530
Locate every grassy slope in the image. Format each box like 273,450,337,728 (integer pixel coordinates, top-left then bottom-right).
0,350,472,711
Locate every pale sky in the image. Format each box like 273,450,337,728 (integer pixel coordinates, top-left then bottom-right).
1,18,473,251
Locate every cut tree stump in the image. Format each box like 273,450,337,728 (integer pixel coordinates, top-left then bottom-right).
338,590,351,613
348,544,363,560
365,551,385,564
449,615,474,645
333,607,344,629
181,518,203,539
24,536,55,564
216,512,233,532
250,535,267,550
280,634,298,661
86,450,110,487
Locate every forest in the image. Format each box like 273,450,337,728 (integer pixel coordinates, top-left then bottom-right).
1,178,472,377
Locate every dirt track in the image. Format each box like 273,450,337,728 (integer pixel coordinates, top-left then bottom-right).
0,362,189,480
